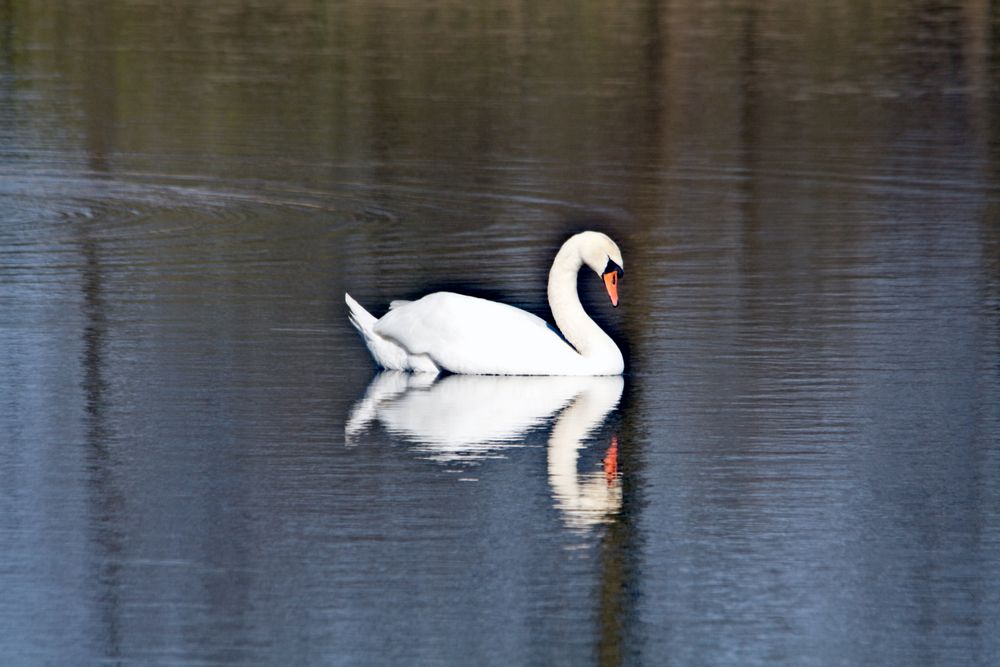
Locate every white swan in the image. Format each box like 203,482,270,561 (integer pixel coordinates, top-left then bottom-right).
345,231,625,375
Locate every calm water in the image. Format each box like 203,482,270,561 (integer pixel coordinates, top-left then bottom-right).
2,1,1000,664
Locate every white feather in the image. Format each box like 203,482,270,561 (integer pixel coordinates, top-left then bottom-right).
345,293,439,372
374,293,583,375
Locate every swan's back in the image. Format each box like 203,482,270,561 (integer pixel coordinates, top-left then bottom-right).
374,292,584,375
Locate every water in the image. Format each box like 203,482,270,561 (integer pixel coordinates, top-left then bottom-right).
2,1,999,664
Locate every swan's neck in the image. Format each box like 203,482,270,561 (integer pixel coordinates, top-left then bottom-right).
547,244,622,370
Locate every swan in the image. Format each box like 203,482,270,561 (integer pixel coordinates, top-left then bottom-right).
345,231,625,375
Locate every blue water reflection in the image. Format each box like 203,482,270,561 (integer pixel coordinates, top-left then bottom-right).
348,373,625,530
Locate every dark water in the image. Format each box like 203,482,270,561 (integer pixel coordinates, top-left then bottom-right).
2,1,1000,664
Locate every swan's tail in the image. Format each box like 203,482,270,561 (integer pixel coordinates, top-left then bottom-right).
345,292,377,336
345,293,420,371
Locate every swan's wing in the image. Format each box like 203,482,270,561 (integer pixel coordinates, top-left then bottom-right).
373,292,580,375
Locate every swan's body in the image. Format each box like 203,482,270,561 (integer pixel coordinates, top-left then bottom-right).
346,231,625,376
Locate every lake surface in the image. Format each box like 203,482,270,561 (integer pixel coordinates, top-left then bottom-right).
2,1,999,664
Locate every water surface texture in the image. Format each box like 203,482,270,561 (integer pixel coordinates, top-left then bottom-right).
2,1,1000,665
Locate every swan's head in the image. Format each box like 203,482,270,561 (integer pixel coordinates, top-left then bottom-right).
574,231,625,307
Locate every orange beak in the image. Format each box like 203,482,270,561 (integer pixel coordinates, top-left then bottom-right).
603,271,620,307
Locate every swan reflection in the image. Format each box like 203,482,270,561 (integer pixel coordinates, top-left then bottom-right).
347,373,624,529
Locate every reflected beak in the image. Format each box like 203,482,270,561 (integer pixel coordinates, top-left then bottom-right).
603,271,620,307
604,435,619,483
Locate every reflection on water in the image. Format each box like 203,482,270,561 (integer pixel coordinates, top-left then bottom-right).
348,374,624,530
2,0,1000,664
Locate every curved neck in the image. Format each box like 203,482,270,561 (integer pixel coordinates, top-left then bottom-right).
547,241,621,367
